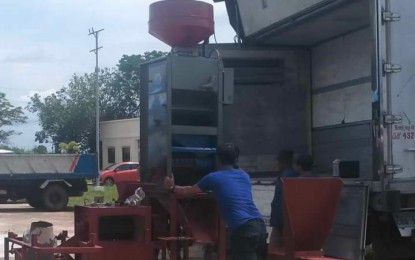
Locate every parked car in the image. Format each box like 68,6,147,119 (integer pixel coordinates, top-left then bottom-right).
99,162,140,186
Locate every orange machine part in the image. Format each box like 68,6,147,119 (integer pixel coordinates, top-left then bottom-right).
268,178,344,260
149,0,214,48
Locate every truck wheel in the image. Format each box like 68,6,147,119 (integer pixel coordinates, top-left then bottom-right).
26,197,44,209
370,211,415,260
104,178,114,186
42,184,68,211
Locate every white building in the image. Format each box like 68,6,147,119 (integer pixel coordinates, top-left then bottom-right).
100,118,140,169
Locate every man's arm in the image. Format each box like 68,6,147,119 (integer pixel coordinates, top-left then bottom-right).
172,185,203,198
164,176,203,198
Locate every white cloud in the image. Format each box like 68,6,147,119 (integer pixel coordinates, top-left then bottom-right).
4,47,61,64
20,89,56,103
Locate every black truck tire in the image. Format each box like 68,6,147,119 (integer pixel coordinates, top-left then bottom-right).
104,177,114,186
370,211,415,260
42,184,69,211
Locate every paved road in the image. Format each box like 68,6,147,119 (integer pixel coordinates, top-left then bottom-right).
0,204,73,260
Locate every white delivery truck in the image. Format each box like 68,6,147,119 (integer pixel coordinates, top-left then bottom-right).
207,0,415,259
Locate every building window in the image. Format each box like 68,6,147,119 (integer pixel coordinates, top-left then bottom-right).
122,147,131,162
108,147,115,164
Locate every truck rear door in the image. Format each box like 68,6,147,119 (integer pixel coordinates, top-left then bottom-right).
378,0,415,181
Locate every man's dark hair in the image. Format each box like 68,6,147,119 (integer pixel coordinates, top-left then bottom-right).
217,143,240,166
294,153,313,171
277,150,294,166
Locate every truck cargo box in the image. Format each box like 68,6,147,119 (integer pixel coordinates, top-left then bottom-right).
0,154,97,178
228,0,370,46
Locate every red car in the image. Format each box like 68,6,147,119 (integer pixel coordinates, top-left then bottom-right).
99,162,140,186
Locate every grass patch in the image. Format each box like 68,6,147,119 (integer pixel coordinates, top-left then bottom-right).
68,185,118,207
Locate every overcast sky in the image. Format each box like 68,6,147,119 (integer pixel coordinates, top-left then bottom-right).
0,0,234,149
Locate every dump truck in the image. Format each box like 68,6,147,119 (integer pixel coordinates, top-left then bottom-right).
139,0,415,259
0,154,97,211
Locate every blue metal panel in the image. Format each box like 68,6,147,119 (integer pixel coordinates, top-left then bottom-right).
171,147,216,153
172,135,216,148
74,154,98,178
147,61,169,175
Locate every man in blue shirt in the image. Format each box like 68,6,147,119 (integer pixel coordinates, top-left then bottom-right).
164,143,267,260
269,150,299,247
293,153,314,177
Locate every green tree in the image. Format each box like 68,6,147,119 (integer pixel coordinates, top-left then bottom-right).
101,51,168,120
27,51,167,152
0,92,27,145
58,141,80,154
33,145,48,154
118,51,167,75
27,72,102,152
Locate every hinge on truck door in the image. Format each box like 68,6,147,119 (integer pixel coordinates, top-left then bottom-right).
382,11,401,22
383,63,402,74
385,165,403,175
384,114,403,124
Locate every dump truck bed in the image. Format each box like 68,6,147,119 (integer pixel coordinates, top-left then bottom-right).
0,154,97,178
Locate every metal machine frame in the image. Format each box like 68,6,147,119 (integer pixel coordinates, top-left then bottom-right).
140,53,223,187
4,231,102,260
117,182,227,260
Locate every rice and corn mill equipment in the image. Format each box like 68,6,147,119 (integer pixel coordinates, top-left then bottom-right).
137,0,227,259
5,0,224,260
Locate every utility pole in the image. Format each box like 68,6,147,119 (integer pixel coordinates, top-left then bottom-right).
88,27,104,188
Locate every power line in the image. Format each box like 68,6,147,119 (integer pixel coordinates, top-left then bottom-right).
88,28,104,68
88,27,104,184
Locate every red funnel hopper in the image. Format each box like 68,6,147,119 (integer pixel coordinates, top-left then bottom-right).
149,0,214,48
